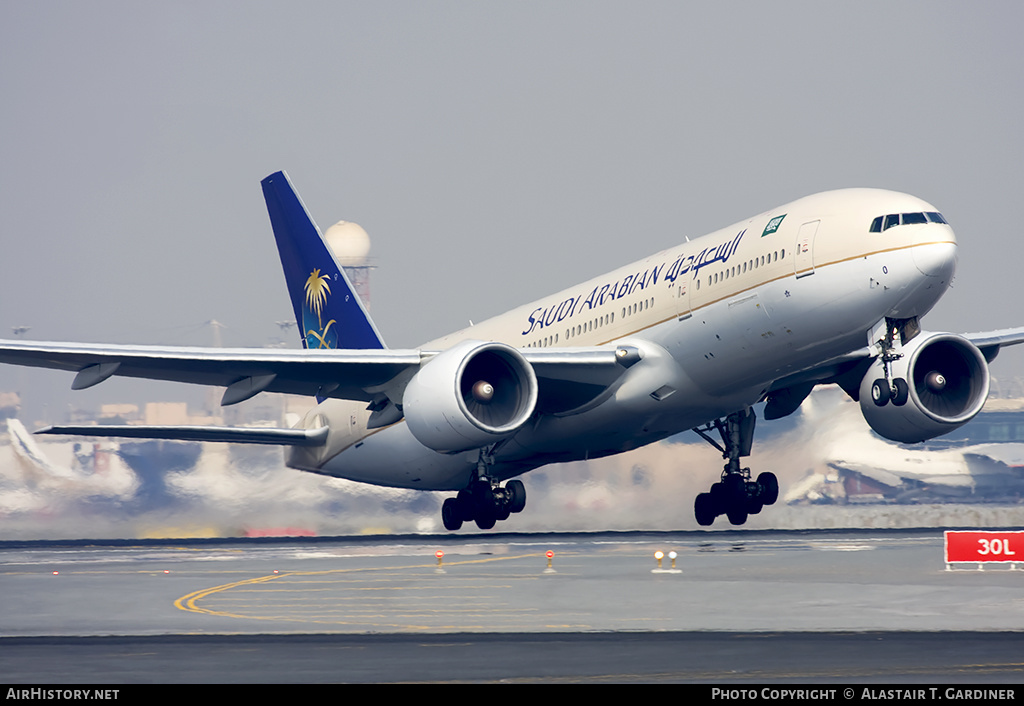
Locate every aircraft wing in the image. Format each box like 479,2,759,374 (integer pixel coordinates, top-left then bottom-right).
0,339,632,409
0,339,421,404
963,327,1024,360
826,461,904,489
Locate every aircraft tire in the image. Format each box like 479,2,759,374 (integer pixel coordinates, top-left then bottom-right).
757,472,779,505
456,490,474,522
871,379,890,407
506,480,527,513
695,493,716,526
710,481,727,501
723,474,746,502
892,377,910,406
442,498,463,531
726,505,748,526
747,496,763,515
475,511,497,530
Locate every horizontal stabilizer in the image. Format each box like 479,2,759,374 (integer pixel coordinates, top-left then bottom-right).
35,424,328,447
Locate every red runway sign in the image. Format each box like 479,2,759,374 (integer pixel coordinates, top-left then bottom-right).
944,531,1024,563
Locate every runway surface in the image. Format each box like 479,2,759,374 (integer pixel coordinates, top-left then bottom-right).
2,529,1023,682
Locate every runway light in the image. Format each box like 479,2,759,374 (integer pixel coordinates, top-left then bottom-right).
273,569,279,574
164,570,170,574
544,550,555,574
435,549,445,574
652,549,681,574
52,571,58,576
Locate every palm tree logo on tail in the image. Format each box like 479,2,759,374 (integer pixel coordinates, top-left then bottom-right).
303,268,337,349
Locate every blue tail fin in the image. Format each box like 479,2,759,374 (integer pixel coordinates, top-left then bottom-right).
262,171,386,350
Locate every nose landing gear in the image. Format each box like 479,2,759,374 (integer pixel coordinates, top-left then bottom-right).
871,316,915,407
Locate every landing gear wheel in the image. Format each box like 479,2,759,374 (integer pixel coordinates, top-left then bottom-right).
456,489,474,522
709,482,727,515
747,496,764,515
475,511,496,530
724,473,746,501
871,378,890,407
892,377,909,406
441,498,463,531
756,471,779,505
695,492,716,526
726,505,748,526
506,480,527,514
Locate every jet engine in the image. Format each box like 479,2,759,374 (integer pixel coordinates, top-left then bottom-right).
403,340,538,453
859,332,989,443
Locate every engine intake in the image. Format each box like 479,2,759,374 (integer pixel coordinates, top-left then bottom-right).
403,340,538,453
859,332,989,443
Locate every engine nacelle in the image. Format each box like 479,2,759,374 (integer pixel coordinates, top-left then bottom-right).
403,340,538,453
859,332,989,443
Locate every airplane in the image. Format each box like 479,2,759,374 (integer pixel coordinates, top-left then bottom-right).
780,387,1024,504
826,443,1024,502
1,171,1023,531
2,418,137,512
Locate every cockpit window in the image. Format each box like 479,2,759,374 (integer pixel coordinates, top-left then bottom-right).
870,211,949,232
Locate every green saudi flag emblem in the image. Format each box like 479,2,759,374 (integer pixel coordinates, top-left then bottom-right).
762,214,786,237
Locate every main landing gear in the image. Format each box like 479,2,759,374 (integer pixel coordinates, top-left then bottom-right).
441,447,527,531
692,408,779,526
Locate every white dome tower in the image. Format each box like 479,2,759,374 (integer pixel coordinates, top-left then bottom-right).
323,220,374,307
324,220,371,266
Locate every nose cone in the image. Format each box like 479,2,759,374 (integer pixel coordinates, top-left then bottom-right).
912,223,957,278
913,240,957,278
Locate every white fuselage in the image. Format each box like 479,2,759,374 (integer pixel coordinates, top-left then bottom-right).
289,188,958,491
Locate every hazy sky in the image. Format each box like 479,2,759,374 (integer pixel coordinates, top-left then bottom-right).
2,1,1023,422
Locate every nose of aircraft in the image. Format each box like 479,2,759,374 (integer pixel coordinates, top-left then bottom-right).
912,227,957,278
